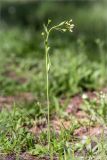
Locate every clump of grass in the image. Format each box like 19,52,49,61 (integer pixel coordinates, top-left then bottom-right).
42,19,74,151
0,106,34,155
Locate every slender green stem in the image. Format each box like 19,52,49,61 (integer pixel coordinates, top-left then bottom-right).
45,37,50,151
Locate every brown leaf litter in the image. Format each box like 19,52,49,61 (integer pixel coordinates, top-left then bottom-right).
0,92,36,109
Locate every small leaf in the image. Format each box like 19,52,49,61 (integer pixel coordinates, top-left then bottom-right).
69,19,72,22
47,47,50,52
43,24,48,33
47,63,51,72
41,32,45,36
58,21,65,26
48,19,51,25
62,29,67,32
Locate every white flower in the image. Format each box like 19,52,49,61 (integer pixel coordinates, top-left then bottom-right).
52,19,74,33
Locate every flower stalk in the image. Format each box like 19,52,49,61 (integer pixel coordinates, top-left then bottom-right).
42,19,74,152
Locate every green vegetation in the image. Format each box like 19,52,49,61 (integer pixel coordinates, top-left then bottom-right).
0,1,107,159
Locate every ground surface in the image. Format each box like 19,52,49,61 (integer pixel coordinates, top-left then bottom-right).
0,88,107,160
